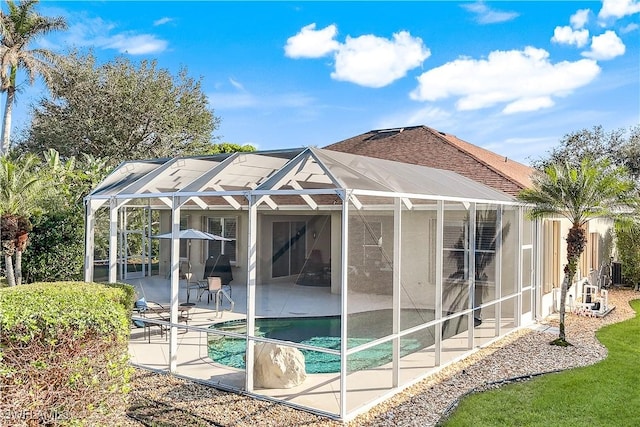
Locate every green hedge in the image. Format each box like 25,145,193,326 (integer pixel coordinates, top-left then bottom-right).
0,282,134,425
22,210,86,283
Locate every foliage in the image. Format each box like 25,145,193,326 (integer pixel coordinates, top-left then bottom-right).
19,51,221,164
0,281,133,424
40,148,111,211
103,282,136,311
205,142,256,154
441,298,640,426
0,0,67,155
0,149,111,283
615,221,640,287
0,152,46,215
518,158,636,343
531,125,640,179
0,153,47,286
21,209,85,282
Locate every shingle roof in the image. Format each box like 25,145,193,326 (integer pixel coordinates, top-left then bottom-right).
323,125,533,197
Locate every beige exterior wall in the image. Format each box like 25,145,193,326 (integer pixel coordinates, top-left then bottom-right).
158,209,249,285
538,216,615,317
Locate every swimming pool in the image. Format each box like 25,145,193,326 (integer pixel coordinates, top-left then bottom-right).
208,309,467,373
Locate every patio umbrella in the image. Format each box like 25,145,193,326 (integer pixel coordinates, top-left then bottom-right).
152,229,234,267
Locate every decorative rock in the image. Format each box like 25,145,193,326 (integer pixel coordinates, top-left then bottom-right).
253,342,307,389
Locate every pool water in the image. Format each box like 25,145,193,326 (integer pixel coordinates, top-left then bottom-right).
208,310,467,374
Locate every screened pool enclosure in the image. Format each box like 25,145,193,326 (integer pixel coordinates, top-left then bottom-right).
84,147,539,420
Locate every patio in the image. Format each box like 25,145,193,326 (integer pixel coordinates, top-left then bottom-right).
126,275,517,416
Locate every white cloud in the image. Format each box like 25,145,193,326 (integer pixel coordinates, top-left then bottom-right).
104,34,168,55
461,1,519,24
229,78,245,91
410,46,601,114
570,9,591,29
286,25,430,88
551,26,589,47
61,16,168,55
598,0,640,20
331,31,430,88
582,30,626,60
621,22,639,33
284,23,340,58
503,97,555,114
153,17,173,26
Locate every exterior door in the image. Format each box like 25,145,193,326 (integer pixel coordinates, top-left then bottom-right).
272,221,306,278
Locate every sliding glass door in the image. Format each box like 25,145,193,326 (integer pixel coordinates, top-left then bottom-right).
272,221,306,278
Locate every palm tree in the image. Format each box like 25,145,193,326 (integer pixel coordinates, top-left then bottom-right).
0,0,66,155
518,158,636,345
0,153,45,285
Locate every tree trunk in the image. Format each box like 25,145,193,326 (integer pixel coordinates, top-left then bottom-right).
1,86,15,156
4,254,16,286
551,225,586,345
14,249,22,286
557,273,569,341
14,232,28,286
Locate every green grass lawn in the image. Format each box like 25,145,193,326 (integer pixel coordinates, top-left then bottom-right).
441,299,640,427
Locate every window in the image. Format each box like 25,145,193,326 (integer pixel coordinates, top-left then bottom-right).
207,217,237,263
443,220,468,282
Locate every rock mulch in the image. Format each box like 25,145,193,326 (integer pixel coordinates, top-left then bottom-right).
117,289,638,427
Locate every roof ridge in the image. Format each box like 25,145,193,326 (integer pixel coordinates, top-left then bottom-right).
422,126,532,189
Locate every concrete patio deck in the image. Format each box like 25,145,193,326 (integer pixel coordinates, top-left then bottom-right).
126,275,516,417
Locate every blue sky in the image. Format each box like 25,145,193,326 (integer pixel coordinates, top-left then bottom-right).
7,1,640,164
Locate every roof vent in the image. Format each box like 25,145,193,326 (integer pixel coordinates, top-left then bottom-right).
438,131,446,136
366,128,404,141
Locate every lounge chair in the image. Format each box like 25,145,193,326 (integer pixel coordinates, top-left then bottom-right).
133,299,190,341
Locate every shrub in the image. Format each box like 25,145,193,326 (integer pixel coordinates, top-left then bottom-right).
615,222,640,287
0,282,133,425
104,281,136,310
22,210,85,283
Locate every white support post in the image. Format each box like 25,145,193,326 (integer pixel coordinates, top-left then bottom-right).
392,197,401,387
495,206,503,336
84,200,96,282
468,203,476,349
534,219,543,320
435,201,443,366
169,198,181,373
339,191,349,420
246,195,258,392
147,206,153,276
108,198,118,283
516,206,523,327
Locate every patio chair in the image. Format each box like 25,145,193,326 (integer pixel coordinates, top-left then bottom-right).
202,276,234,316
196,254,234,298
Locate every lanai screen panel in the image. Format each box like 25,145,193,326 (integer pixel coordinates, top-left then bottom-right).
345,195,395,413
398,198,439,386
181,152,297,193
132,158,221,193
314,148,514,201
400,199,438,331
89,160,167,197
